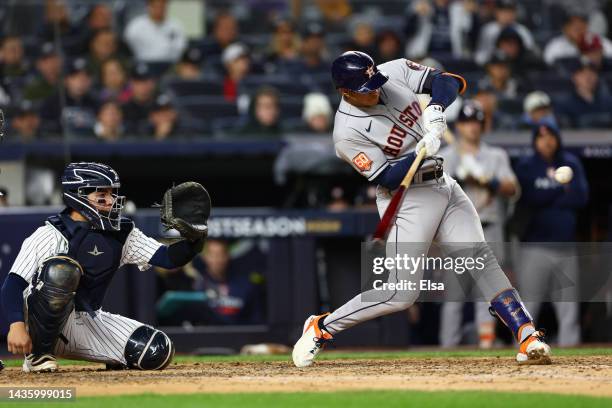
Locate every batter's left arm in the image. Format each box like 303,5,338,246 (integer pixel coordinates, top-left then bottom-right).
421,71,466,110
416,70,466,158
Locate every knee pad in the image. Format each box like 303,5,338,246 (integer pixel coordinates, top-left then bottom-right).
27,256,82,355
125,326,174,370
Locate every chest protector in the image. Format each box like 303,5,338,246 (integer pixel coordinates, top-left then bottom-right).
47,214,134,312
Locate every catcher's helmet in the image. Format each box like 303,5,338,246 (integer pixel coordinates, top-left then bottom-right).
331,51,389,93
457,99,485,123
61,162,125,231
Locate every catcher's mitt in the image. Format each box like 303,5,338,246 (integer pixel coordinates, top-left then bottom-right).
157,182,211,241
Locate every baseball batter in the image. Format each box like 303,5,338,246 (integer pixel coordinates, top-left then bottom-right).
292,51,551,367
1,162,208,372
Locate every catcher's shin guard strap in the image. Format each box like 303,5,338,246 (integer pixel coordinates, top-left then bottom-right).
27,256,82,355
489,288,533,341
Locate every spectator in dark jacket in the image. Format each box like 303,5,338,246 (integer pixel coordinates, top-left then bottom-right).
23,43,62,102
514,124,588,346
121,63,157,135
38,0,81,53
514,124,588,243
174,47,204,80
238,86,281,137
0,35,29,79
494,26,545,79
40,58,98,136
477,51,527,100
201,12,239,59
10,101,41,142
293,23,329,77
147,94,179,140
191,240,265,325
556,59,612,128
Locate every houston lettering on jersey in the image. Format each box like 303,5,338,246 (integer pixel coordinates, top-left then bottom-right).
384,101,422,156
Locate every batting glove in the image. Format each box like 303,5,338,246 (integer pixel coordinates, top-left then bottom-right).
422,104,446,137
415,132,441,156
461,154,486,180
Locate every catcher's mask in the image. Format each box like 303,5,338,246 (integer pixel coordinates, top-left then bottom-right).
61,162,125,231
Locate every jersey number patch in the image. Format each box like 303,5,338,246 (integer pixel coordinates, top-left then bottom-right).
352,152,373,172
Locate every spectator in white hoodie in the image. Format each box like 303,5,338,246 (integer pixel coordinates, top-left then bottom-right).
124,0,187,63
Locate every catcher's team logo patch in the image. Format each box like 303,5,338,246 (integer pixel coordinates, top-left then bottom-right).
352,152,373,172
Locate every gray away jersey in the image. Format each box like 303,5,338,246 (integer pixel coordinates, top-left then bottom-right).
333,58,436,181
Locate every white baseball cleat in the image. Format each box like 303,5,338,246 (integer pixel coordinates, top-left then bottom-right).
23,354,58,373
292,313,333,368
516,330,552,365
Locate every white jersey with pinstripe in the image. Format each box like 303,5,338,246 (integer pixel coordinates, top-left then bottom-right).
10,224,162,282
9,222,162,365
333,58,435,181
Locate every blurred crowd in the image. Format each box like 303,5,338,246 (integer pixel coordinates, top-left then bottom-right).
156,239,266,326
1,0,612,142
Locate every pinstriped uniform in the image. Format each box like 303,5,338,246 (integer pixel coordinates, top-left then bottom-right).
9,223,162,365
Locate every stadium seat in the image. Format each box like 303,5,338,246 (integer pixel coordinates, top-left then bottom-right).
278,96,303,119
145,62,173,78
527,72,572,95
166,79,225,98
240,75,315,96
176,96,239,120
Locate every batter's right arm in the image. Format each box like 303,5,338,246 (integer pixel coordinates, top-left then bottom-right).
335,137,390,182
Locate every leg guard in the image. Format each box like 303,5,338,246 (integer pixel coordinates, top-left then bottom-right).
489,288,534,342
125,326,174,370
26,256,82,355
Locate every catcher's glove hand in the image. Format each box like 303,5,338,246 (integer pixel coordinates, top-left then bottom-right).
157,182,211,241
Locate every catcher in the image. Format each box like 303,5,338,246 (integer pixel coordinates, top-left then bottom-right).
0,162,210,372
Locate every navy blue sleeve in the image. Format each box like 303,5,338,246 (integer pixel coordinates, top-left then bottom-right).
149,239,205,269
373,152,418,190
149,245,175,269
553,156,589,209
1,273,29,324
423,72,466,110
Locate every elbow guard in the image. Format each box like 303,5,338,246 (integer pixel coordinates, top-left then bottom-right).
426,72,467,110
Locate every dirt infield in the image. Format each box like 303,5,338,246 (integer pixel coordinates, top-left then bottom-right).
2,355,612,397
